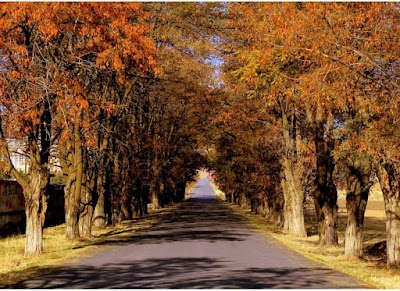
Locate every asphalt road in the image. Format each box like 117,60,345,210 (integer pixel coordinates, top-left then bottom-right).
8,178,370,289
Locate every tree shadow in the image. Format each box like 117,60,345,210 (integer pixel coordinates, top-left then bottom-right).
304,210,386,245
75,198,249,249
363,216,386,244
2,257,367,289
1,195,371,289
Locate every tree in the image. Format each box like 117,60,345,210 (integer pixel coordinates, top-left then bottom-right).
142,2,224,209
50,3,157,238
221,2,399,250
0,3,158,242
222,3,309,237
0,3,62,255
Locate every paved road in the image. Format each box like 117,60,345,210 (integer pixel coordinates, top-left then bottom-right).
8,178,369,288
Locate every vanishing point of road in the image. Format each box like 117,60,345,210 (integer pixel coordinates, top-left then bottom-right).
8,178,370,289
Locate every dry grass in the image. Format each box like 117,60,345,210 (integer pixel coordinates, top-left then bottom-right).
1,179,392,287
1,177,196,285
0,205,179,286
185,180,197,200
228,196,400,289
209,179,226,201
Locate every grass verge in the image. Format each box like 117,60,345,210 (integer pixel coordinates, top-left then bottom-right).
0,204,179,286
227,203,400,289
209,179,226,201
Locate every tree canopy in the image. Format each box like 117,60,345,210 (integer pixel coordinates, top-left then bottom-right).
1,2,400,269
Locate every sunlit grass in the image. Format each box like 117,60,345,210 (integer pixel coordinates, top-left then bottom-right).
0,204,178,286
0,224,91,285
209,180,226,201
228,201,400,289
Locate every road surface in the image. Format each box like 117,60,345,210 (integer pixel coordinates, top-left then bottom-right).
7,178,369,288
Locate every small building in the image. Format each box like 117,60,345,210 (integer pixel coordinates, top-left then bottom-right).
5,138,61,174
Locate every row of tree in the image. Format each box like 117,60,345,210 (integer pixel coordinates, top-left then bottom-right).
2,2,399,270
210,3,400,269
0,3,221,256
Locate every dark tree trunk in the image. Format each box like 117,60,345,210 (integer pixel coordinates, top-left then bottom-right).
141,184,149,215
376,162,400,269
344,158,372,257
121,187,132,220
265,184,284,227
63,123,84,239
150,160,161,209
312,115,338,246
93,171,106,228
150,183,160,209
175,180,186,202
93,137,109,228
64,180,80,239
78,167,94,238
105,163,113,226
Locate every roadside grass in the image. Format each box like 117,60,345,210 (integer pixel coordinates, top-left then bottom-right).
227,195,400,289
209,179,226,201
185,180,198,200
0,204,179,286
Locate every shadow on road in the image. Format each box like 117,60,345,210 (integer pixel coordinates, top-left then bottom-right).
5,257,347,289
72,197,248,249
1,179,370,289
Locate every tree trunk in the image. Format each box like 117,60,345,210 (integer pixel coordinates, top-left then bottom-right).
24,175,48,256
344,158,371,257
78,148,95,238
93,171,106,228
239,193,246,208
120,159,133,220
121,189,132,220
79,179,94,237
64,174,80,239
376,162,400,269
265,184,284,227
78,192,93,237
24,200,43,255
63,123,84,239
150,179,161,209
175,180,186,202
312,113,338,246
93,133,109,228
281,108,307,237
141,184,149,215
20,143,50,255
0,101,52,255
281,157,307,236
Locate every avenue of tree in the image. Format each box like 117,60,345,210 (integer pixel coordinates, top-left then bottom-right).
0,3,222,254
0,3,400,270
212,3,400,269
